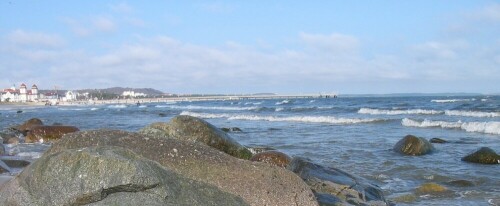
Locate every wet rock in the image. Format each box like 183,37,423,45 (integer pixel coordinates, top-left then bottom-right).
430,137,448,143
158,113,167,117
221,127,242,132
0,157,31,168
140,115,252,159
12,118,44,136
287,157,388,206
1,132,19,144
446,180,475,187
250,151,292,168
0,146,248,206
0,160,11,173
16,110,22,114
415,182,447,194
461,147,499,164
25,125,80,143
393,135,434,156
391,193,417,203
248,146,276,154
46,129,318,206
0,143,4,155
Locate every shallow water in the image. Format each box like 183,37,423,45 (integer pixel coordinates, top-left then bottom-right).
1,95,499,205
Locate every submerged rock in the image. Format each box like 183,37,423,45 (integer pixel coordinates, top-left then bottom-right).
461,147,500,164
446,180,475,187
0,146,248,206
287,157,388,206
12,118,44,136
250,151,292,168
25,125,80,143
393,135,434,156
46,129,318,206
221,127,242,132
430,137,448,143
140,115,252,159
415,182,448,194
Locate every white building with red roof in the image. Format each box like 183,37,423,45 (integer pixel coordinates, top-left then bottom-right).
1,84,40,102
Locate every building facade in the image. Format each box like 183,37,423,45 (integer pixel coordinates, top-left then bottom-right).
1,84,39,102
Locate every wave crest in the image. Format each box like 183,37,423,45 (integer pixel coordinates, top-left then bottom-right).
358,108,442,115
402,118,500,135
180,111,384,124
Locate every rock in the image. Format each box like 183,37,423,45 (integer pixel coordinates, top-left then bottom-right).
415,182,447,194
0,160,11,173
46,129,318,206
446,180,475,187
248,146,276,154
0,157,31,168
1,132,18,144
393,135,434,156
16,110,22,114
25,125,80,143
221,127,242,132
391,193,417,203
461,147,499,164
158,113,167,117
12,118,44,136
0,146,248,206
0,143,4,155
250,151,292,168
287,157,388,206
0,176,13,187
139,115,253,159
430,137,448,143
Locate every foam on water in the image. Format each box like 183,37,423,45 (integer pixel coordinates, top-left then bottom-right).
431,99,474,103
402,118,500,135
180,111,384,124
90,107,99,111
108,105,127,109
444,110,500,118
275,99,292,105
358,108,442,115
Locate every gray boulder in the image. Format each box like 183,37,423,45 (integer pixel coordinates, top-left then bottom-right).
0,146,248,206
393,135,434,156
287,157,388,206
461,147,499,164
46,129,318,206
139,115,252,159
0,143,4,155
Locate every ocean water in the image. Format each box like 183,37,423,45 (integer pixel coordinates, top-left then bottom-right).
1,95,499,205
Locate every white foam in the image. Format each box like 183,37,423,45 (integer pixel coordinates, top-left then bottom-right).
108,105,127,109
431,99,473,103
275,107,285,112
90,107,99,111
445,110,500,118
402,118,500,135
358,108,442,115
161,105,258,111
180,111,384,124
138,105,147,108
275,100,291,105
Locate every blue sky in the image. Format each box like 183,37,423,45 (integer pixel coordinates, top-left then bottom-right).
1,1,499,94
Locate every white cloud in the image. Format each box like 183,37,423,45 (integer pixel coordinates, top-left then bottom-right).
6,30,65,48
470,3,500,22
299,32,360,53
110,2,133,14
93,17,116,32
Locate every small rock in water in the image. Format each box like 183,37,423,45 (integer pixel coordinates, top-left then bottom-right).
461,147,500,164
393,135,434,156
158,113,167,117
391,193,417,203
25,125,80,143
415,182,447,194
12,118,44,136
16,110,22,114
446,180,475,187
221,127,242,132
430,138,448,143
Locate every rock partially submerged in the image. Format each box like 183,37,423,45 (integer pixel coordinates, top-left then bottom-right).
461,147,499,164
25,125,80,143
430,137,448,143
0,146,248,206
287,157,388,206
393,135,434,156
12,118,43,136
45,129,318,206
139,115,252,159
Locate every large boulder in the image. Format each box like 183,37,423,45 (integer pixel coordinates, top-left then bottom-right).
139,115,252,159
461,147,499,164
12,118,43,136
393,135,434,156
25,125,80,143
250,151,292,168
287,157,388,206
0,146,248,206
46,129,318,206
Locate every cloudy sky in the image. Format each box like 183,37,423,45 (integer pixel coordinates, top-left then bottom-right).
1,1,499,94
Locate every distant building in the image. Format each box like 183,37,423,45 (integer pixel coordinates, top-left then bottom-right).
62,91,77,102
122,90,146,98
1,84,39,102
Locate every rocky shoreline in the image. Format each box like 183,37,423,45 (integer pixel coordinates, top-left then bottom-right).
1,115,498,205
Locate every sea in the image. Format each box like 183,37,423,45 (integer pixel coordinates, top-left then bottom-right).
1,95,499,206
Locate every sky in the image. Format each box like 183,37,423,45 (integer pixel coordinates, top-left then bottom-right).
1,1,499,94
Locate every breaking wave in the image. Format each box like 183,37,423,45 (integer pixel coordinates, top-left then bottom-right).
275,99,292,105
108,105,127,109
180,111,385,124
431,99,474,103
358,108,442,115
402,118,500,135
444,110,500,118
